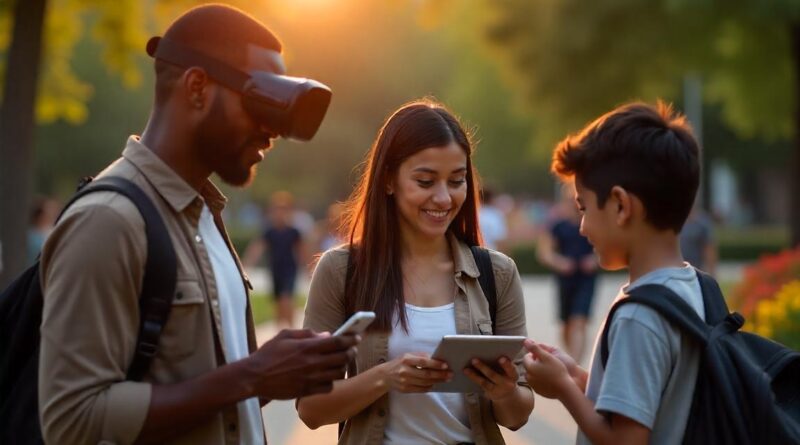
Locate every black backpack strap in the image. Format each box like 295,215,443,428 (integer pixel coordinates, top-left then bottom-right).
67,176,177,381
600,284,711,368
470,246,497,333
694,268,730,325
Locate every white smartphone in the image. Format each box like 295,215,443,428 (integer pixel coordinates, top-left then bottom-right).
333,311,376,336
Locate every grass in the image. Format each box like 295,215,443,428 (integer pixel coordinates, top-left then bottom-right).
249,292,307,325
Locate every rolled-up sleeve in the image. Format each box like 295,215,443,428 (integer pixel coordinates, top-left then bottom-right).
39,199,152,445
303,249,348,333
490,251,529,385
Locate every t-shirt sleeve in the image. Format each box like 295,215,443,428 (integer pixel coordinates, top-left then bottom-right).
595,308,673,429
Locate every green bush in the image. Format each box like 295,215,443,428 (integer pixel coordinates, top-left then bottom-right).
249,292,307,325
716,226,789,261
508,243,550,275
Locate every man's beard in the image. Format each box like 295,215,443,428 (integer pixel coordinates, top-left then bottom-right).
196,95,259,187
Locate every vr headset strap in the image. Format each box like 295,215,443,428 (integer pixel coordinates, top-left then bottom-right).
147,36,250,91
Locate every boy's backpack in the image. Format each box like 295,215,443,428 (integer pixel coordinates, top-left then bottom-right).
600,269,800,445
0,176,177,445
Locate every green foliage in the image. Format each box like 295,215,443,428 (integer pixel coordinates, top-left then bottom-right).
509,226,790,275
483,0,800,150
249,292,307,325
716,226,790,260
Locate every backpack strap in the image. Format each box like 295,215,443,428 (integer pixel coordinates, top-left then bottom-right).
694,269,730,325
65,176,177,381
470,245,497,333
600,284,711,368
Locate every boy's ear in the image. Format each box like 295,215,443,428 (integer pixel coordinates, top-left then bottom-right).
610,186,632,226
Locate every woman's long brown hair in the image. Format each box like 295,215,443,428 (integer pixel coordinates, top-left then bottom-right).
340,99,483,332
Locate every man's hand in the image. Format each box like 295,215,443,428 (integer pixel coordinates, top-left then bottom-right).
522,340,575,399
245,329,359,400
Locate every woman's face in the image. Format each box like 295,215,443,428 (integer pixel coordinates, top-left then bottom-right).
389,142,468,243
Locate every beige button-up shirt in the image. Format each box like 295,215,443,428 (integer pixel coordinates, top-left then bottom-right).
39,136,258,445
303,234,530,445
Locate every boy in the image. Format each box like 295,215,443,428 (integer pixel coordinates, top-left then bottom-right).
523,102,702,444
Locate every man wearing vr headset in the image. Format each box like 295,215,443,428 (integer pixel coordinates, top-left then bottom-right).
37,4,353,445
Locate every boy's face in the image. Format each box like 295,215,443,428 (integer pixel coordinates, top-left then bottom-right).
574,181,628,271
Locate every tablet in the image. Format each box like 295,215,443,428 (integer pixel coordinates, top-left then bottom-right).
430,335,526,393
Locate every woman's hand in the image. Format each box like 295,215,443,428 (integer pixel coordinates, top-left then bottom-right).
463,356,519,402
379,353,452,393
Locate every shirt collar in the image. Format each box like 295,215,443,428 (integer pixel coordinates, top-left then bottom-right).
122,135,227,214
448,232,480,278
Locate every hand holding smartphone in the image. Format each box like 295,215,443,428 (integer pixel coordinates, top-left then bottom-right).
333,311,376,336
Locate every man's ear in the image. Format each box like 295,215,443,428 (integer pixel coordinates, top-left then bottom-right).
609,186,632,226
183,67,210,110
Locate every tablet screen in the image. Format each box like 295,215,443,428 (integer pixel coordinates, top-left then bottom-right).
430,335,525,393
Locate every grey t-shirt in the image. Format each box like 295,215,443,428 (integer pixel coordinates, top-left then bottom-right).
576,264,704,445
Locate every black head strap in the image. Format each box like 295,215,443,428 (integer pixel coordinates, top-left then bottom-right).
146,36,250,91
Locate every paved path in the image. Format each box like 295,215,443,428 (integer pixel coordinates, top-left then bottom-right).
254,264,744,444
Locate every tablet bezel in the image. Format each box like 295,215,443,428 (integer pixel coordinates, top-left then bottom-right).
430,335,526,393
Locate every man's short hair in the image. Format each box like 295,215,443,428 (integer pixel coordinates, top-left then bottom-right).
154,4,282,106
551,101,700,233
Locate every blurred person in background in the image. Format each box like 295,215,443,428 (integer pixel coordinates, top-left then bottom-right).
478,187,508,251
243,190,305,327
537,185,597,362
679,206,717,276
27,196,60,265
317,201,346,252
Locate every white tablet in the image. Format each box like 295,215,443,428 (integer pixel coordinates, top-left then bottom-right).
430,335,526,393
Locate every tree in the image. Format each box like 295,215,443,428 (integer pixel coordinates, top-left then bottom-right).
0,0,47,287
0,0,232,286
482,0,800,245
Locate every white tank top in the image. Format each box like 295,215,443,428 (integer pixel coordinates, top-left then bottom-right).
384,303,473,444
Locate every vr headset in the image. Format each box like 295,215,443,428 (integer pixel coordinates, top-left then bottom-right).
146,36,332,141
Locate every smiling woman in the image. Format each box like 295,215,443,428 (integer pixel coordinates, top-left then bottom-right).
296,99,534,445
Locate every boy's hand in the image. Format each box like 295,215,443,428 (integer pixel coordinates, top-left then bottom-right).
522,340,575,399
533,342,578,377
463,356,518,402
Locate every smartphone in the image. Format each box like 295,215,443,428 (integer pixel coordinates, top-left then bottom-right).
333,311,376,336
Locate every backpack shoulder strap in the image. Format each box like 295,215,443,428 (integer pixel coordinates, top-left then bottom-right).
470,246,497,333
70,176,177,381
694,268,730,325
600,284,710,368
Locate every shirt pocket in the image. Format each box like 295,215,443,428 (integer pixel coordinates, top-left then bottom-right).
157,280,205,360
477,320,493,335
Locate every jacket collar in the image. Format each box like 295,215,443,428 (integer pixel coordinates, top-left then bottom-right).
448,232,480,278
121,136,227,214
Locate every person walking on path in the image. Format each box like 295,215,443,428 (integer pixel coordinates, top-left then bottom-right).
244,191,305,328
537,185,597,362
37,5,357,444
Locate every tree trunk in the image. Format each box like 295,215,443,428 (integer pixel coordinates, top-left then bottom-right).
791,24,800,246
0,0,48,287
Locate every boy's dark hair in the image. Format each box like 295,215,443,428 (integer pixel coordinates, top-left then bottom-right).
552,101,700,233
